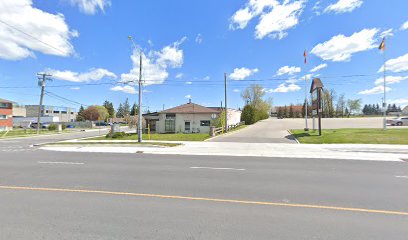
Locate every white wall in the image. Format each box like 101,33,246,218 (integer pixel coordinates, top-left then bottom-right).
227,109,242,126
157,113,217,133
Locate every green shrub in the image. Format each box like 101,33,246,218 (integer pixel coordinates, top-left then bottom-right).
48,124,57,131
241,105,257,125
62,124,67,130
106,131,127,138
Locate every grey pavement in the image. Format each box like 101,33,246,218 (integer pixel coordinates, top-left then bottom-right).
210,117,407,143
0,127,130,151
210,118,297,143
0,149,407,239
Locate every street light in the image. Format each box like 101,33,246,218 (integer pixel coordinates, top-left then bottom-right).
128,36,143,143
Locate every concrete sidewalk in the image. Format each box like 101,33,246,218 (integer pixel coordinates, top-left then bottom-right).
40,141,408,162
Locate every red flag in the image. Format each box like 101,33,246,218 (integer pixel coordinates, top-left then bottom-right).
303,50,307,64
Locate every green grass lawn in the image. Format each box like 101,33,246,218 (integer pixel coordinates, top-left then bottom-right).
90,133,210,141
290,128,408,144
0,129,73,138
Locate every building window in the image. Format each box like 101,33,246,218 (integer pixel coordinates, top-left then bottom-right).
0,115,7,119
53,111,60,114
184,121,190,131
166,113,176,119
0,103,8,108
200,120,211,126
61,111,67,114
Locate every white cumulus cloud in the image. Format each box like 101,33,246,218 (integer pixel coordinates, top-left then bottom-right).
310,63,328,72
185,81,192,85
324,0,363,14
110,85,137,94
203,76,210,80
378,53,408,73
0,0,78,60
271,83,301,93
255,0,305,39
401,21,408,31
358,85,391,95
230,0,306,40
374,76,408,85
185,94,192,99
175,73,183,79
69,0,111,15
311,28,379,62
229,67,259,80
389,98,408,107
276,66,301,76
195,33,203,44
48,68,117,82
233,89,240,93
120,37,186,86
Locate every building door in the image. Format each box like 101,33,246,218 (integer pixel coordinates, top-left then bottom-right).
165,119,175,133
184,121,190,132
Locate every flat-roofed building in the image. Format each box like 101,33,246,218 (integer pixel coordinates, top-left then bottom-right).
25,105,77,122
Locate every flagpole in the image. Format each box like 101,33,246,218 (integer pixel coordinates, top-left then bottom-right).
383,42,387,130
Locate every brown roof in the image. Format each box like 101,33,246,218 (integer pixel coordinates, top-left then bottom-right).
0,98,13,103
161,102,219,114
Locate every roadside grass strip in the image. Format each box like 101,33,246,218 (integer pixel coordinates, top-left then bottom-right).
291,128,408,144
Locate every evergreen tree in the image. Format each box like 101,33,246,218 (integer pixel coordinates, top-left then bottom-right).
116,103,124,118
130,103,138,116
289,105,294,118
103,100,115,118
122,98,131,116
76,105,85,121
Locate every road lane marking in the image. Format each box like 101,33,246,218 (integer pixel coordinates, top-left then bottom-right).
395,176,408,179
38,161,84,165
190,167,246,171
0,185,407,216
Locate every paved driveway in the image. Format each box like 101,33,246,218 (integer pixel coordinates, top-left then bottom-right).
209,117,406,143
209,118,297,143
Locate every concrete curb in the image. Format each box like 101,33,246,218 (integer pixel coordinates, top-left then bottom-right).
287,130,300,144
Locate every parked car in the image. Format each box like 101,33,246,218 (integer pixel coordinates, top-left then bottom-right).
66,125,75,128
30,123,51,129
386,117,408,126
95,122,109,126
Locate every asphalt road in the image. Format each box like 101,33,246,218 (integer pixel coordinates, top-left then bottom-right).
0,147,407,239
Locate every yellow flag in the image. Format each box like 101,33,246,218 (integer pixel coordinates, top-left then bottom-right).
379,38,385,51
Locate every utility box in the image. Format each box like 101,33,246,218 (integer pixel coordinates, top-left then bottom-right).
57,124,62,133
111,124,120,134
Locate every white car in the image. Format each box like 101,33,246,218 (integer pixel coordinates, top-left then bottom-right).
386,117,408,126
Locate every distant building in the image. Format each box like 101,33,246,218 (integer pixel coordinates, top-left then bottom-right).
12,103,26,118
157,101,241,134
403,106,408,115
0,98,13,131
25,105,77,122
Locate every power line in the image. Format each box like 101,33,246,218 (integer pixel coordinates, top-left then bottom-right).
0,19,70,56
45,90,89,107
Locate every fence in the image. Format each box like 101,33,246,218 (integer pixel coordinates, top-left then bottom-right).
210,121,245,136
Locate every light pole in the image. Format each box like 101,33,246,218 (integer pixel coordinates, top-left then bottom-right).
128,36,143,142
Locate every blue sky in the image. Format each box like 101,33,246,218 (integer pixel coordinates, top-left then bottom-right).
0,0,408,112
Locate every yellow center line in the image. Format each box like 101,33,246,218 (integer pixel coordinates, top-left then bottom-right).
1,185,407,216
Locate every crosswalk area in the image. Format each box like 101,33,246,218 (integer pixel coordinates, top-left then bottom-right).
0,145,37,153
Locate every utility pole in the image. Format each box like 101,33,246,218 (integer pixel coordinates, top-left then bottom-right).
138,53,143,142
224,73,228,132
36,73,51,134
128,36,143,142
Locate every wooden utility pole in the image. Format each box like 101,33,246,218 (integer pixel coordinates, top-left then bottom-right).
224,73,228,132
36,73,52,134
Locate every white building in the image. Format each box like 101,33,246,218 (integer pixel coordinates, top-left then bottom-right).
157,101,241,134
